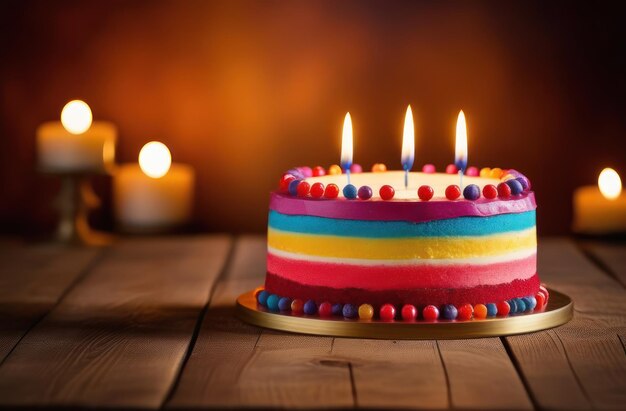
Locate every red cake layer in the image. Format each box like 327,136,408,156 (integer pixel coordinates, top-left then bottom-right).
265,271,541,307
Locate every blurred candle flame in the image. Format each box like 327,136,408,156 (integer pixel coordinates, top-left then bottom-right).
139,141,172,179
455,110,468,172
401,105,415,171
598,168,622,200
61,100,92,135
341,112,353,171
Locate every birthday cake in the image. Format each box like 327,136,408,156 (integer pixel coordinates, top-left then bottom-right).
258,165,549,321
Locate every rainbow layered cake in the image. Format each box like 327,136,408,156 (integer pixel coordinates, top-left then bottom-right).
257,165,549,321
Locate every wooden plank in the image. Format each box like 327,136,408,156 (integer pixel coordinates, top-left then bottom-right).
580,241,626,287
505,238,626,410
0,236,231,409
168,235,354,409
0,243,99,362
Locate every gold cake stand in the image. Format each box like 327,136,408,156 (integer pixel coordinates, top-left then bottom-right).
236,288,573,339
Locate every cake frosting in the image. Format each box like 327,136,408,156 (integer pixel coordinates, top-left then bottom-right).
260,167,545,320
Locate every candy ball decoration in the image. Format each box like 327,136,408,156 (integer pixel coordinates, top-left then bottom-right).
279,174,296,193
343,184,358,199
483,184,498,199
358,186,373,200
296,181,310,197
324,183,340,198
480,167,491,178
422,305,439,321
497,301,510,316
266,294,280,312
257,290,270,306
497,182,512,199
535,292,546,309
418,185,434,201
310,182,325,198
446,164,458,174
490,168,503,178
474,303,488,319
328,164,342,175
278,297,291,311
371,163,387,172
486,303,498,317
303,300,317,315
291,298,304,314
358,304,374,320
506,179,524,195
457,304,474,320
523,296,537,311
350,164,363,173
463,184,480,200
379,185,395,200
401,304,417,321
466,166,479,176
515,298,526,313
508,299,518,314
441,304,458,320
288,179,301,196
342,304,358,318
318,302,333,317
445,185,461,200
332,303,343,316
379,304,396,321
516,176,530,191
312,166,326,176
422,164,436,173
539,285,550,304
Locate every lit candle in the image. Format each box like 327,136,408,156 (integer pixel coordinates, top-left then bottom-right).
401,105,415,188
37,100,116,172
573,167,626,234
455,110,468,188
340,112,353,184
113,141,195,232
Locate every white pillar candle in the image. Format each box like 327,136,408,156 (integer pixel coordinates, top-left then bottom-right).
113,142,195,231
573,168,626,234
36,100,116,173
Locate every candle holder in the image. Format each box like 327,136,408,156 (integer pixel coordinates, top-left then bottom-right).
43,170,114,246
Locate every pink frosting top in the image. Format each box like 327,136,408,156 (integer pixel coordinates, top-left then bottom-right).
269,191,537,223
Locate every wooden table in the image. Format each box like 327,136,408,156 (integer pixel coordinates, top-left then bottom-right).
0,236,624,410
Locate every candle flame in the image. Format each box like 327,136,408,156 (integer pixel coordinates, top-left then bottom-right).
341,112,353,171
455,110,468,172
598,168,622,200
401,105,415,171
61,100,93,135
139,141,172,179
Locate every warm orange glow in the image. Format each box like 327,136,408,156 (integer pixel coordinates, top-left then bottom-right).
340,112,353,170
61,100,93,134
401,105,415,170
139,141,172,178
455,110,468,170
598,168,622,200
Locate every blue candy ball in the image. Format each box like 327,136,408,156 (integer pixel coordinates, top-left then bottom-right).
506,179,524,195
343,184,358,199
342,304,358,318
486,303,498,317
303,300,317,315
441,304,458,320
508,299,518,314
278,297,292,311
526,296,537,311
257,290,270,306
288,179,301,196
515,298,526,313
463,184,481,200
266,294,280,311
332,303,343,316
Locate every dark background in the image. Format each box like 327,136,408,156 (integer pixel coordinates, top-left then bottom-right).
1,0,625,236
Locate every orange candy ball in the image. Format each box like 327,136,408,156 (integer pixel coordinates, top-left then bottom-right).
328,164,342,175
474,304,488,319
371,163,387,172
358,304,374,320
479,167,492,178
490,167,503,179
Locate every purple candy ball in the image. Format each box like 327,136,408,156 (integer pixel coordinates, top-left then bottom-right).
358,185,373,200
441,304,458,320
288,179,301,196
303,300,317,315
342,304,358,318
297,166,313,178
515,176,530,191
463,184,481,200
331,303,343,316
286,168,305,179
506,179,524,195
278,297,292,311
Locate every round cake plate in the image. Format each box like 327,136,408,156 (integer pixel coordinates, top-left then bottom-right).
236,288,573,339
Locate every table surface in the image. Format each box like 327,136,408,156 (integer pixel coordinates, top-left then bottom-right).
0,235,624,410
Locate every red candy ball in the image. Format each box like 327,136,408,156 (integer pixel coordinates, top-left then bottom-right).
401,304,417,321
538,285,550,305
445,185,461,200
457,304,474,321
310,182,325,198
418,185,434,201
312,166,326,177
279,174,296,192
379,185,395,200
291,299,304,314
535,292,546,310
296,181,310,197
324,183,339,198
497,182,512,199
496,301,511,316
379,304,396,321
446,164,458,174
422,305,439,321
318,302,333,317
482,184,498,199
